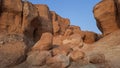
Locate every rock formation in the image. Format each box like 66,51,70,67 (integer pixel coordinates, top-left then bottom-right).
94,0,120,36
0,0,120,68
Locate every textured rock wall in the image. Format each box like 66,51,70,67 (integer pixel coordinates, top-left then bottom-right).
51,11,70,35
94,0,120,36
2,0,120,68
0,0,23,34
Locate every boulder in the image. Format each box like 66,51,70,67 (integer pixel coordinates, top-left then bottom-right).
32,32,53,51
0,34,27,68
82,30,120,68
82,31,98,44
46,54,70,68
94,0,120,36
26,51,51,66
89,53,105,64
52,45,72,56
63,34,83,50
69,62,96,68
69,50,85,62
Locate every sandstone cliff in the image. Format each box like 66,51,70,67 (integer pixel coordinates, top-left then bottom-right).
0,0,120,68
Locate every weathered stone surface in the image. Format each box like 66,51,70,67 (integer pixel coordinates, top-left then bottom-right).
82,30,120,68
35,4,51,20
35,4,53,34
32,32,53,51
63,34,83,50
94,0,120,36
53,35,63,46
52,21,60,35
0,0,22,34
82,31,98,44
1,0,22,12
52,45,72,56
0,34,27,68
51,11,70,35
89,53,105,64
46,54,70,68
69,50,85,62
1,0,120,68
68,25,81,34
64,28,73,37
26,51,51,66
22,2,41,43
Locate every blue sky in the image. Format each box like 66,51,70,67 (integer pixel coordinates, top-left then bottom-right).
29,0,101,33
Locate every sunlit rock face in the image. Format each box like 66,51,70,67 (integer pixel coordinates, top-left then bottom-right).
0,0,120,68
94,0,120,36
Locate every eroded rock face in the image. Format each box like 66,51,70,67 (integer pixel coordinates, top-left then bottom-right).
69,50,85,62
0,34,27,68
22,2,41,43
0,1,54,68
35,4,51,20
2,0,120,68
26,51,51,66
46,54,70,68
0,0,22,34
35,4,53,34
32,32,53,51
82,31,98,44
94,0,120,36
51,11,70,35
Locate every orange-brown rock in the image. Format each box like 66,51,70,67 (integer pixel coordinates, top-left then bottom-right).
68,25,81,34
94,0,120,36
22,2,41,42
81,30,120,68
2,0,22,12
46,54,70,68
0,34,27,68
89,53,105,64
0,0,22,34
32,32,53,51
82,31,98,44
51,11,70,35
63,34,83,50
26,51,51,66
64,29,73,37
35,4,53,34
35,4,51,20
52,45,72,56
53,35,63,46
69,50,85,62
52,21,60,35
2,0,120,68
